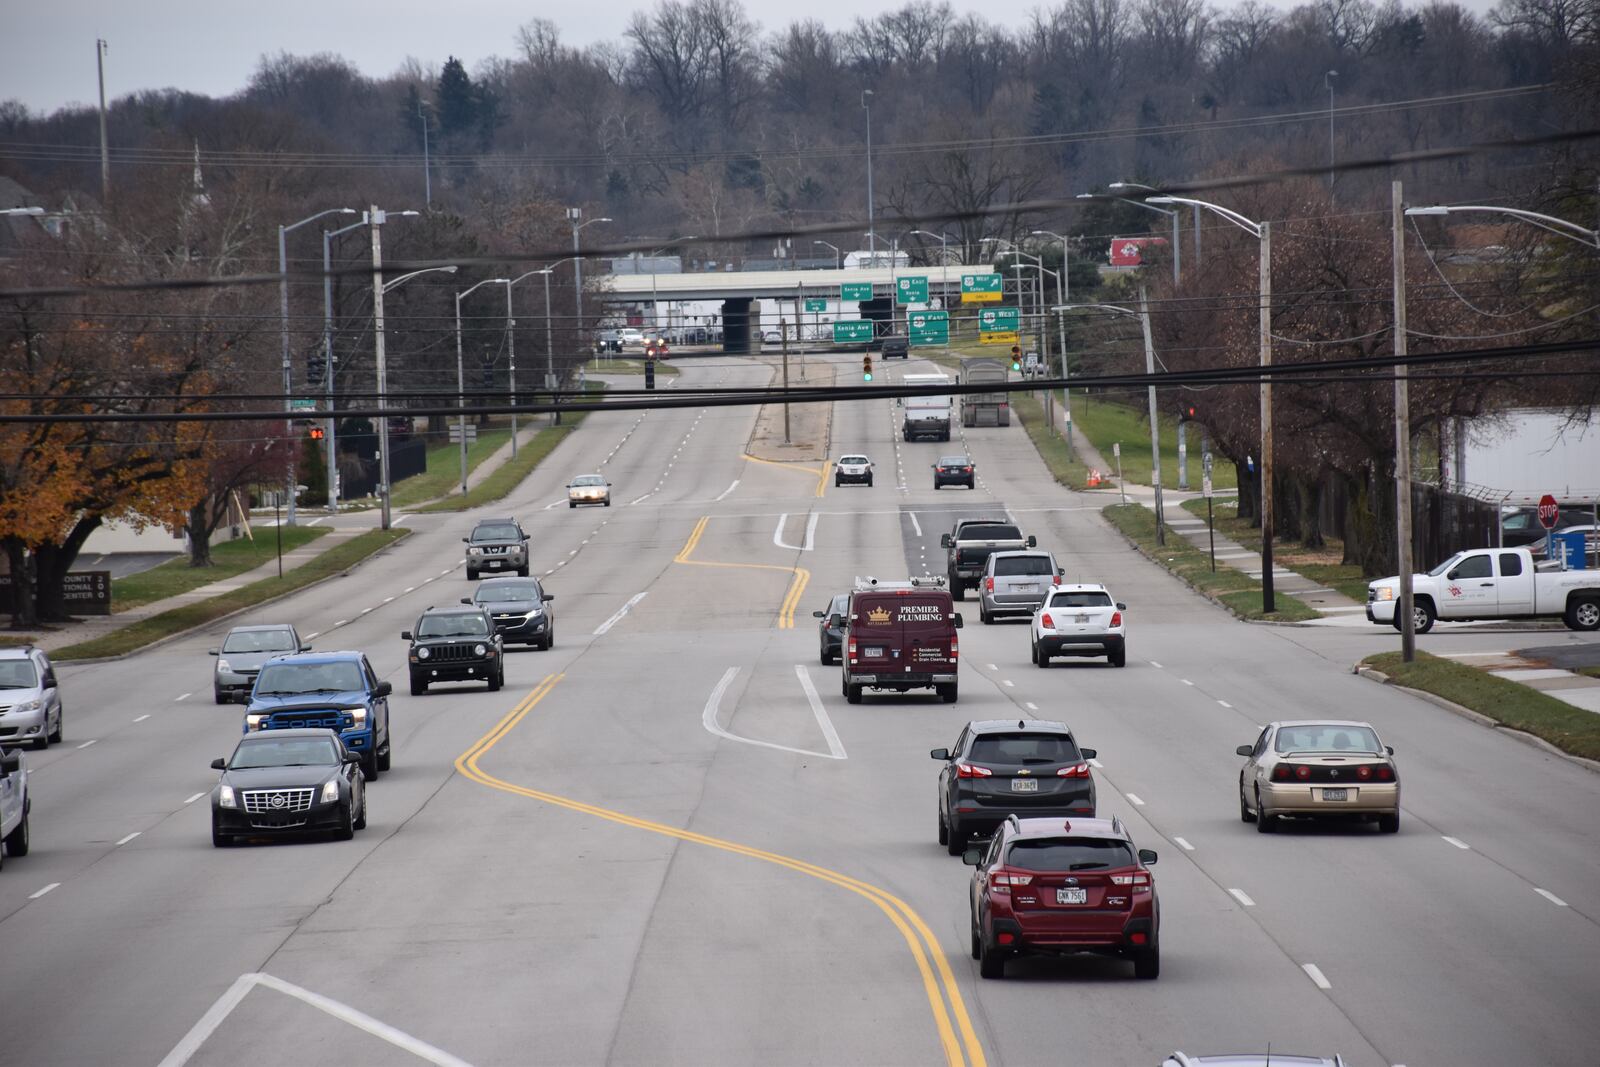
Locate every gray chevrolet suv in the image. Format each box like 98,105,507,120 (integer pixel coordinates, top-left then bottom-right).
0,646,64,750
464,518,530,579
979,549,1063,623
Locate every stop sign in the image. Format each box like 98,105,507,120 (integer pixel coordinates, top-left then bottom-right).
1538,494,1560,529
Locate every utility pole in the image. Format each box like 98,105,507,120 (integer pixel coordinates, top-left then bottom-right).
569,207,585,358
1140,287,1164,547
1326,71,1339,192
419,99,432,209
371,206,393,531
96,39,111,206
1259,221,1276,614
505,282,518,457
781,318,791,444
862,90,875,261
1392,180,1416,661
542,269,557,426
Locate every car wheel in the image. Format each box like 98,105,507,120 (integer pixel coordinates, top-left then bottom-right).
4,809,29,857
938,812,949,846
1255,788,1276,833
1133,945,1161,980
1378,811,1400,834
820,647,832,666
846,684,864,705
1239,778,1257,822
1394,598,1434,634
835,477,843,487
377,744,391,772
938,684,958,704
32,730,47,751
362,752,379,781
978,930,1006,979
945,818,964,856
866,477,873,487
488,668,503,692
49,709,62,744
211,820,232,848
568,501,577,509
604,500,611,507
410,675,427,696
466,568,478,581
1109,648,1127,668
1565,597,1600,632
518,566,529,577
353,791,368,830
214,688,228,705
1036,645,1049,668
970,916,982,961
1029,641,1038,665
967,480,975,489
950,579,964,602
335,802,355,841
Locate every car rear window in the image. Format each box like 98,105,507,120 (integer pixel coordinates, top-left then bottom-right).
938,456,971,466
963,524,1020,541
968,732,1080,765
839,456,869,465
472,524,520,542
1006,838,1136,872
994,556,1053,576
1049,591,1112,608
1274,724,1382,753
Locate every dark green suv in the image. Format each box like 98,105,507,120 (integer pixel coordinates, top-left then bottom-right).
402,605,504,695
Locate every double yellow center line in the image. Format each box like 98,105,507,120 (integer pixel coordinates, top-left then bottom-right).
741,452,829,498
456,675,987,1067
674,516,809,629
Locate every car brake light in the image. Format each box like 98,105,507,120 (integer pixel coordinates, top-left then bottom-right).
847,640,857,662
1041,612,1054,628
1110,611,1122,627
985,577,994,593
1376,765,1395,781
1052,575,1061,586
1273,765,1293,781
1357,765,1372,780
1110,871,1151,888
963,466,972,473
1296,765,1312,780
956,763,993,778
989,869,1032,891
950,636,958,660
1057,762,1090,777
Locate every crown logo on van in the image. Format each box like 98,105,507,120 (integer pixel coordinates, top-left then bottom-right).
866,606,892,624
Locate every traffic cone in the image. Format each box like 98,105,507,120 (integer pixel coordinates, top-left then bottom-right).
1087,468,1102,488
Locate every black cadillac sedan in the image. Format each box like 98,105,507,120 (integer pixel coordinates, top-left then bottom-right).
210,728,366,847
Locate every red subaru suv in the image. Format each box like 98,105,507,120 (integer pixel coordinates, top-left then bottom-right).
965,815,1160,980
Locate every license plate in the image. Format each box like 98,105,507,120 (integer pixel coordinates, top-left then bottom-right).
1321,787,1349,801
488,560,503,568
864,647,884,658
1016,584,1039,593
1075,613,1089,623
1056,887,1087,904
1011,778,1038,792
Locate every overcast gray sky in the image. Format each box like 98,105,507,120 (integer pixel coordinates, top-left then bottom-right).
1,0,1067,114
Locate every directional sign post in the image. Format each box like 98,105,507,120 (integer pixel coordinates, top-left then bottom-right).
804,298,827,313
961,272,1004,303
907,311,949,346
895,275,929,306
832,320,874,344
840,283,873,302
1538,493,1560,530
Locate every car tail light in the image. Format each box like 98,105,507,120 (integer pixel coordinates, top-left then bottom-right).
1272,764,1294,781
963,466,972,473
1357,765,1372,780
1041,612,1054,629
1057,762,1091,777
985,577,994,593
1295,765,1312,780
1110,871,1152,889
956,763,993,779
1376,765,1395,781
1052,575,1061,586
847,639,857,663
1110,611,1122,627
989,869,1032,892
1130,931,1148,945
950,636,958,661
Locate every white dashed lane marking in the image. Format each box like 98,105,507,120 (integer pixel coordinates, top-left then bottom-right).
1535,888,1569,907
133,714,150,723
1228,888,1256,907
77,739,98,749
1173,837,1195,851
30,883,60,900
1442,836,1471,850
1218,700,1233,708
175,693,190,703
1150,661,1163,669
1125,793,1145,806
115,832,140,846
184,792,205,805
1302,964,1332,990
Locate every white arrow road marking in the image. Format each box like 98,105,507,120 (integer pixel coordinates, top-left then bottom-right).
715,479,740,501
794,666,848,759
701,667,845,760
593,592,649,636
158,972,474,1067
773,512,819,551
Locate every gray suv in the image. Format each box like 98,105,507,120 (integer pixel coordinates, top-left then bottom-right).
0,646,63,750
465,518,530,579
210,624,310,704
979,550,1063,624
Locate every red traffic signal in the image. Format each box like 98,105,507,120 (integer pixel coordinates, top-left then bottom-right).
308,426,325,440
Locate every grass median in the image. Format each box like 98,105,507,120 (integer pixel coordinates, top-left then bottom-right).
1012,392,1094,489
387,426,514,510
112,526,328,612
53,528,410,662
1103,503,1318,622
1363,650,1600,762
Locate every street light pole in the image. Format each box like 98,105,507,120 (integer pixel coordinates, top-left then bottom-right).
1392,180,1415,662
863,90,875,261
1326,71,1339,191
279,207,357,526
455,278,510,497
1097,186,1182,286
566,210,612,360
814,240,842,270
504,280,518,457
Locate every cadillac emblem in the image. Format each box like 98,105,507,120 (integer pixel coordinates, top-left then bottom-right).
270,794,286,808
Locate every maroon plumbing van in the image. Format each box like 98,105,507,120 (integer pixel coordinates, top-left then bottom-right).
842,577,963,705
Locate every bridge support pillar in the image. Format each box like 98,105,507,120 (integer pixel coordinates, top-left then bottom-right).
722,298,753,354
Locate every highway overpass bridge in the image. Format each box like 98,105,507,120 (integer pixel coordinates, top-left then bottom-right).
599,264,984,353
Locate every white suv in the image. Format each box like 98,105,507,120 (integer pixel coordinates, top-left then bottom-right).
0,647,64,749
1031,584,1127,668
0,746,30,869
834,455,874,487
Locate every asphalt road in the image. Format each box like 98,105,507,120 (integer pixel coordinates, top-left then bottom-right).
3,354,1598,1067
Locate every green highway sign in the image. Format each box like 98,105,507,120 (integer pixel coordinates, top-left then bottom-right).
841,283,873,302
907,311,949,346
895,275,929,305
290,398,317,410
833,320,874,343
961,272,1003,302
804,298,827,312
979,306,1020,333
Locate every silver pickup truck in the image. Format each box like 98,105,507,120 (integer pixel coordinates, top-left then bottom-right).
942,519,1037,600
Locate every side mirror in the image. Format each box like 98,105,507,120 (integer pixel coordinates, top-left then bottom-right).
941,534,952,548
462,537,470,543
344,753,362,764
210,758,226,770
1387,746,1395,755
813,610,825,618
1079,747,1097,760
961,847,984,866
1,752,21,774
1116,602,1127,611
373,681,393,699
1057,568,1065,576
1236,745,1254,757
830,615,843,627
952,614,964,629
460,598,473,605
208,648,220,656
1138,848,1158,865
1026,535,1038,547
930,747,950,760
300,644,313,652
400,631,413,641
543,593,555,602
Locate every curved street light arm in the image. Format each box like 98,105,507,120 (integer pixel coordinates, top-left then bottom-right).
382,264,458,293
1147,196,1261,239
1404,204,1599,250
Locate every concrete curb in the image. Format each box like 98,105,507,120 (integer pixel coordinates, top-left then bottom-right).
1352,663,1600,777
55,529,413,667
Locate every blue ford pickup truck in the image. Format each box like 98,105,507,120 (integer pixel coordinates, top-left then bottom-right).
236,651,392,779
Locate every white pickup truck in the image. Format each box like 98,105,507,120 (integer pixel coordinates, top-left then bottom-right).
0,747,30,870
1367,546,1600,633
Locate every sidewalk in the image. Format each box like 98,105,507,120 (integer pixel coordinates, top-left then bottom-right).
1065,426,1363,618
1432,648,1600,714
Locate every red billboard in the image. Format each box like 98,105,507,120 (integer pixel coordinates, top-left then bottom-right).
1109,237,1168,267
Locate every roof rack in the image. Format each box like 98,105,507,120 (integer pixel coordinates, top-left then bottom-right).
1111,814,1125,837
854,575,948,590
1005,813,1021,835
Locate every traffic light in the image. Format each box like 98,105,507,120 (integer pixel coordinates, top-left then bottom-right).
1010,345,1022,372
863,355,873,381
308,426,325,440
305,352,325,386
1178,402,1198,423
481,362,494,389
644,356,656,391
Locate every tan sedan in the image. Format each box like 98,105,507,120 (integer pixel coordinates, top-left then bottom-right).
1237,720,1400,834
567,474,611,508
